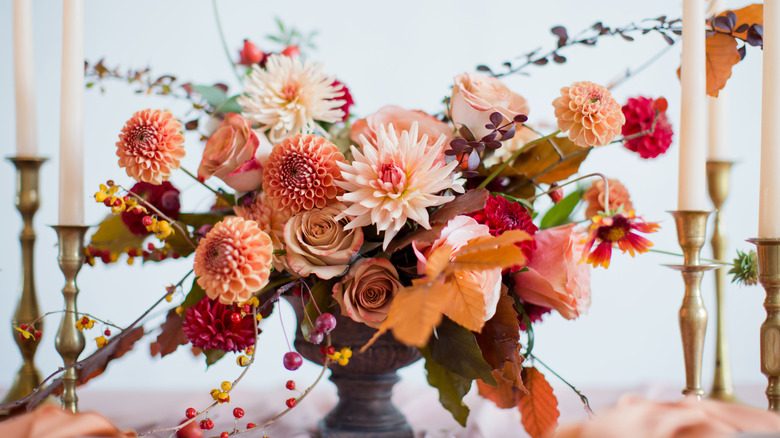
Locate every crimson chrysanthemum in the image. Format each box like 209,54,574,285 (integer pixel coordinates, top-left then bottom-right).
182,297,258,352
193,216,273,305
621,96,674,159
582,210,660,269
552,81,625,147
116,109,185,184
470,195,538,261
262,134,345,216
121,181,180,236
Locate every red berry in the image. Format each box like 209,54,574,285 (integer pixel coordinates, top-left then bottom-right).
220,433,229,438
106,180,115,187
314,313,337,334
201,419,214,430
81,317,89,324
233,407,245,418
281,45,300,57
34,330,42,339
112,198,122,207
104,329,111,336
185,407,197,419
19,333,25,341
230,312,242,324
285,380,296,390
247,423,256,429
172,252,181,259
549,187,563,204
326,346,336,356
242,304,252,314
286,398,297,408
19,323,27,330
148,242,155,251
283,352,302,371
653,97,669,113
320,345,328,355
176,419,203,438
103,197,112,207
142,216,154,227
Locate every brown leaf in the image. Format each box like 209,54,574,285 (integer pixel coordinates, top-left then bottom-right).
385,223,445,254
506,137,591,185
77,326,145,385
706,32,741,97
477,361,527,409
518,367,560,438
149,309,188,358
474,294,523,370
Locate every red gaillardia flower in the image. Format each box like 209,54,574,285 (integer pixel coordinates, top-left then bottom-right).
194,217,273,305
582,210,660,269
116,109,185,184
621,96,674,159
121,181,180,236
470,194,538,262
262,133,345,216
182,296,258,352
552,81,625,147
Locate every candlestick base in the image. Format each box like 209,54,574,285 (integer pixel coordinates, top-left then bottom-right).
747,238,780,412
665,211,719,398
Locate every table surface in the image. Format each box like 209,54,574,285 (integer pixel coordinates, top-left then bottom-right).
74,381,770,438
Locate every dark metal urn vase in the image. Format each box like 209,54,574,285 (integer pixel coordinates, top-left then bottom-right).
287,298,421,437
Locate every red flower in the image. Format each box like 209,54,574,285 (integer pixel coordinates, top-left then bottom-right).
120,181,180,236
583,211,660,269
471,195,538,261
331,79,354,122
182,297,259,352
621,96,673,159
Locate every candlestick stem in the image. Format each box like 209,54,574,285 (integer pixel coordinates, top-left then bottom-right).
53,225,88,413
747,238,780,412
666,210,717,398
706,161,737,402
1,157,47,409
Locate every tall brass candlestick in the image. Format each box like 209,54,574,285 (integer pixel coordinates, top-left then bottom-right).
666,211,718,398
706,161,737,402
747,238,780,412
2,157,47,406
53,225,88,413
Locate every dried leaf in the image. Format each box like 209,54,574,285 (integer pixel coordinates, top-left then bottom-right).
370,279,451,348
477,361,527,409
451,244,527,272
149,309,188,358
719,4,763,41
77,326,145,384
705,32,741,97
502,137,591,185
89,214,147,254
518,367,559,438
474,295,523,370
443,273,493,333
455,230,531,258
426,245,455,280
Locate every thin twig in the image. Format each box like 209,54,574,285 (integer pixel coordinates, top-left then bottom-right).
528,353,594,416
477,130,561,190
123,188,197,250
212,0,242,84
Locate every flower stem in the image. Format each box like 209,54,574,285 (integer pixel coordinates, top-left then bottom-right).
179,166,234,205
649,248,729,265
212,0,242,85
477,130,561,190
528,352,594,416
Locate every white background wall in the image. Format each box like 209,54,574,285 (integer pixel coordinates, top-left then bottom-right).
0,0,769,405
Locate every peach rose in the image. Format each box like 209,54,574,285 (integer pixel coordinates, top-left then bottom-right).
413,215,502,321
513,223,590,320
284,204,363,279
333,257,402,328
351,105,454,148
198,113,273,192
450,72,530,140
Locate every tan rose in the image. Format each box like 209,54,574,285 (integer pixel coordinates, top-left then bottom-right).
450,72,530,140
333,258,402,328
284,204,363,279
350,105,454,148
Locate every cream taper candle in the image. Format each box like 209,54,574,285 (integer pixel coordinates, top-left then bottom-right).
14,0,37,157
679,0,708,211
759,0,780,237
58,0,84,226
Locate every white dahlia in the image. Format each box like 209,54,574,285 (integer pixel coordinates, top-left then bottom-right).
238,54,345,143
336,123,463,250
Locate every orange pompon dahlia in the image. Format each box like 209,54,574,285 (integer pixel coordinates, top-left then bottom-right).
262,133,345,216
582,211,660,269
552,81,625,147
582,178,633,219
116,109,185,184
193,217,273,305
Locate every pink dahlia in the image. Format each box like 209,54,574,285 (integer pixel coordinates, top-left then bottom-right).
182,296,258,352
121,181,180,236
621,96,674,159
193,216,273,305
552,81,625,147
582,178,633,219
470,194,538,262
234,193,290,272
262,134,345,216
336,123,463,250
116,109,185,184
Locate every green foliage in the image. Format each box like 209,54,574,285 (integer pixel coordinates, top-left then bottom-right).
420,347,471,427
192,84,228,109
182,278,206,309
89,214,147,254
204,349,226,367
429,318,497,384
729,249,758,286
539,188,583,230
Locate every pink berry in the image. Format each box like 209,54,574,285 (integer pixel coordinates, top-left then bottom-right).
314,313,337,334
308,329,324,344
283,352,302,371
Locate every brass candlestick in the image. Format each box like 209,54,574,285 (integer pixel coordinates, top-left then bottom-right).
53,225,88,413
2,157,47,406
706,161,737,402
666,211,718,398
747,238,780,412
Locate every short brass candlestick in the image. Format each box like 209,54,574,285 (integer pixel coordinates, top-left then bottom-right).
666,211,718,398
2,157,47,407
747,238,780,412
53,225,88,413
706,161,737,402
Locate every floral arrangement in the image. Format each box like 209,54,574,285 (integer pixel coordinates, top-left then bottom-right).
8,9,767,438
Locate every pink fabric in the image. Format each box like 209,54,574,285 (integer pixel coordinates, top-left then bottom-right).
0,405,136,438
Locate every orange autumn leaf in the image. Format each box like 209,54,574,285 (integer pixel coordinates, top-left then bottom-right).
443,272,496,332
519,367,560,438
456,229,532,255
451,244,527,272
706,32,741,97
477,360,527,409
717,4,762,41
426,244,454,279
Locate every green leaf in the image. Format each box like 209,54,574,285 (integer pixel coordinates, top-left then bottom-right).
192,85,227,108
539,188,582,230
214,95,243,114
182,278,206,309
421,346,471,427
89,214,148,254
204,349,226,367
301,280,335,341
429,318,497,385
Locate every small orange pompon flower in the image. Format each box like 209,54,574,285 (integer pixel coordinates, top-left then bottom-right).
582,210,660,268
